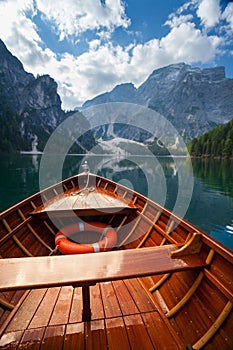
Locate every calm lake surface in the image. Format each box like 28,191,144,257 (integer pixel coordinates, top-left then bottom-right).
0,153,232,250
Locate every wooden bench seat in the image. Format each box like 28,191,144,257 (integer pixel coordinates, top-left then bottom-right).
0,244,208,321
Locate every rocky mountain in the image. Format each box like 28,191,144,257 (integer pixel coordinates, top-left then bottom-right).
1,40,91,154
83,63,233,142
1,37,233,154
0,40,68,152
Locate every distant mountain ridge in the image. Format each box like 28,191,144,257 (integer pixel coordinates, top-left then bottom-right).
1,38,233,153
83,63,233,141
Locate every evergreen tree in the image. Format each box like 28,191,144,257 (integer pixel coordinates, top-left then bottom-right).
188,118,233,158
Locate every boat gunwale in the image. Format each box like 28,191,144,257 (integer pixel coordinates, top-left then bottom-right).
0,172,232,259
0,172,233,350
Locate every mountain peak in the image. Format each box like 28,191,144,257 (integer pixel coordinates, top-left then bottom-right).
83,82,138,108
83,63,233,141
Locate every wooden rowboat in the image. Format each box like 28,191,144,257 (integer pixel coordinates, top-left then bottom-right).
0,164,232,349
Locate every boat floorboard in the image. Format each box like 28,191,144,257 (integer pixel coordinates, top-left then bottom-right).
0,279,183,350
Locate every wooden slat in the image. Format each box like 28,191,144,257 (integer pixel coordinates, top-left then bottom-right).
124,314,154,350
119,204,148,246
149,273,171,292
18,327,45,350
27,223,53,252
0,217,31,246
121,208,179,247
28,287,61,329
68,288,83,323
90,284,105,320
153,221,178,244
166,249,216,318
40,325,65,350
0,297,14,311
63,323,84,350
192,301,233,350
112,280,139,315
17,209,52,252
142,312,182,350
136,211,161,248
49,286,73,326
105,317,131,350
204,269,233,303
6,289,47,332
62,183,68,191
166,272,204,318
161,278,212,344
85,319,107,350
32,187,138,218
2,216,34,257
0,246,208,292
157,219,175,246
30,201,37,209
123,279,156,313
100,282,122,318
0,291,30,338
0,330,24,349
43,221,56,235
12,236,34,257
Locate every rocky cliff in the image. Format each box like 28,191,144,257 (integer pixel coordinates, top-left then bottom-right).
0,40,65,152
83,63,233,141
1,37,233,153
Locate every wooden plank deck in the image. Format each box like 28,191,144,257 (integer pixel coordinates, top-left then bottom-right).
0,280,184,350
32,188,138,217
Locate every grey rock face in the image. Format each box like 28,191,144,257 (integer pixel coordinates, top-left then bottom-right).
0,40,65,151
82,63,233,142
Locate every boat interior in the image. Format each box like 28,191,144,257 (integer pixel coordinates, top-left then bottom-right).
0,173,232,349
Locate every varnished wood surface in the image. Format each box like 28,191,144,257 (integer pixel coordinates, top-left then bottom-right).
32,187,138,217
0,172,233,349
0,246,207,292
0,281,183,350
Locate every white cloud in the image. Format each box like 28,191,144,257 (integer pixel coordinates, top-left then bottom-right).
222,2,233,30
0,0,226,110
0,1,40,45
165,14,194,29
88,39,101,50
160,22,221,63
36,0,130,40
196,0,221,28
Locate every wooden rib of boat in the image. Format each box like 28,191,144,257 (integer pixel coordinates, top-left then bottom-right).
0,166,232,350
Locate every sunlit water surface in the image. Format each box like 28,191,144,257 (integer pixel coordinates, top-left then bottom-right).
0,154,232,250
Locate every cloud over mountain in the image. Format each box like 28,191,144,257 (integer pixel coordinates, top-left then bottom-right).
0,0,233,110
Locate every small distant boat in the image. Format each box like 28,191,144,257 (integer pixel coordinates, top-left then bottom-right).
0,163,232,349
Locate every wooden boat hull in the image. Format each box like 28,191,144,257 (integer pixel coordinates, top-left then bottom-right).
0,172,232,349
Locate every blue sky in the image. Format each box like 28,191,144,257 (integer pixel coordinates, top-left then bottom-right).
0,0,233,110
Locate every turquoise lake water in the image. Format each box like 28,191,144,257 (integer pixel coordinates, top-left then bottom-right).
0,153,232,250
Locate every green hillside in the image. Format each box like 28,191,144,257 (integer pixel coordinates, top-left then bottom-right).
188,118,233,158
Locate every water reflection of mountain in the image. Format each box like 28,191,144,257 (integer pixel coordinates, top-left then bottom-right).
191,158,233,198
89,155,191,215
1,154,232,249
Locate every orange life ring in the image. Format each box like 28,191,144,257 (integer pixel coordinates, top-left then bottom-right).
55,222,117,255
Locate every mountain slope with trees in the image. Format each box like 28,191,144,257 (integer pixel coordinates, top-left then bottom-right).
188,119,233,158
2,38,233,154
83,63,233,142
